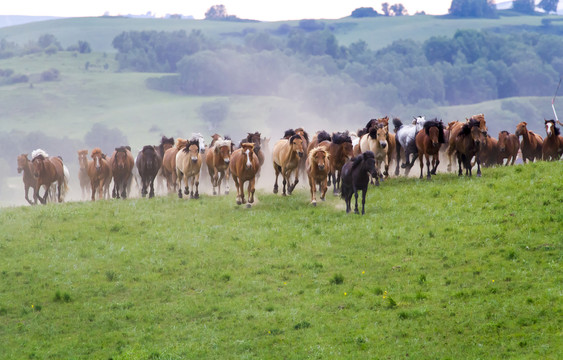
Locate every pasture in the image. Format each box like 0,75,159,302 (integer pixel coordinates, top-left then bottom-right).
0,161,561,359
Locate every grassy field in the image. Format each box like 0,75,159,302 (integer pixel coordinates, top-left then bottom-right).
0,161,561,359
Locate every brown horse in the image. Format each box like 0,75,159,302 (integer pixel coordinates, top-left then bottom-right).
205,138,232,195
306,146,330,206
156,136,174,193
447,114,488,172
515,122,543,163
77,149,91,200
176,139,202,199
161,138,187,193
230,143,261,207
415,119,446,180
284,128,309,182
272,134,305,196
137,145,162,198
242,132,264,179
326,132,354,194
497,131,519,166
17,154,36,205
30,149,67,204
480,135,500,167
454,119,486,177
542,120,561,161
88,148,112,201
109,146,134,199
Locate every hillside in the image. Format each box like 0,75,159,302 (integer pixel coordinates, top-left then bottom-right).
0,161,561,359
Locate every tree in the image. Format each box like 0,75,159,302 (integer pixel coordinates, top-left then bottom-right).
198,100,229,131
538,0,559,13
390,4,407,16
205,5,228,20
423,36,458,64
350,7,379,18
84,123,129,155
448,0,497,18
512,0,535,14
382,3,390,16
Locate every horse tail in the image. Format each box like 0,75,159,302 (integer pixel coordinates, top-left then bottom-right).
61,165,70,200
392,118,403,133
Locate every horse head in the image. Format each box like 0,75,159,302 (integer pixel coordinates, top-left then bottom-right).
185,139,200,162
114,147,129,170
141,145,160,170
545,119,559,137
498,131,510,152
91,148,104,171
17,154,29,174
361,151,378,178
31,155,46,178
515,122,527,137
241,143,255,169
413,116,427,133
289,134,304,158
215,139,232,164
309,147,329,172
424,119,445,148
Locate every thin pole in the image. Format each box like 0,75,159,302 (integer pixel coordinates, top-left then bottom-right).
553,77,562,126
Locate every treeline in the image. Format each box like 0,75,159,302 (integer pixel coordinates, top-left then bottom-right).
113,24,563,114
0,34,91,59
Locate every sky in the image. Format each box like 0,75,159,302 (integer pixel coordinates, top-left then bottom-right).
2,1,454,21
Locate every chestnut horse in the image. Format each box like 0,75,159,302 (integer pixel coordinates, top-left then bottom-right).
479,135,500,167
306,146,330,206
341,151,378,215
30,149,68,204
156,136,174,193
454,119,486,177
515,122,543,163
542,120,561,161
176,139,202,199
230,143,261,207
77,149,91,200
88,148,112,201
415,119,446,180
137,145,162,198
326,132,354,194
272,134,305,196
242,132,264,179
161,138,187,193
205,138,232,195
109,146,134,199
447,114,488,172
17,154,36,205
497,131,519,166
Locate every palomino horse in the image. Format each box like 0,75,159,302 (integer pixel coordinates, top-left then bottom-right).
109,146,134,199
394,116,427,176
30,149,68,204
515,122,543,163
542,120,561,161
361,117,395,175
78,149,91,200
205,138,232,195
359,124,388,185
230,142,261,207
284,128,309,183
447,114,488,172
176,139,202,199
161,138,187,193
415,119,446,180
341,151,378,215
137,145,162,198
497,131,519,166
454,119,486,177
17,154,37,205
306,146,330,206
272,134,305,196
88,148,112,201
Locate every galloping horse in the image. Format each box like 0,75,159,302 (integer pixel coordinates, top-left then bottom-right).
137,145,162,198
109,146,134,199
497,131,519,166
415,119,446,180
454,119,486,177
17,154,37,205
88,148,112,201
359,124,388,185
326,132,354,194
341,151,378,215
479,135,500,167
242,132,264,179
394,116,427,176
205,138,232,195
284,128,309,182
230,142,261,207
272,133,305,196
30,149,68,204
176,139,202,199
161,138,187,193
542,120,561,161
156,136,174,193
77,149,91,200
447,114,488,172
306,146,330,206
515,122,543,163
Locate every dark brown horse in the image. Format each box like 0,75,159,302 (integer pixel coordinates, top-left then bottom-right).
454,119,486,177
341,151,378,215
17,154,36,205
230,143,261,207
205,138,232,195
497,131,519,166
515,122,543,163
30,149,67,204
447,114,488,172
327,132,354,194
542,120,561,161
306,146,330,206
415,119,446,180
137,145,163,198
88,148,112,201
110,146,135,199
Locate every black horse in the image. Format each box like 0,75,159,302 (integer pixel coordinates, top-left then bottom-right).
136,145,162,198
341,151,378,215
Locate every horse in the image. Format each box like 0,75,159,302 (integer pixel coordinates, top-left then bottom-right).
109,146,135,199
17,154,37,205
479,135,500,167
272,133,305,196
242,131,265,178
87,147,112,201
415,119,446,180
326,132,354,194
205,138,232,195
284,128,309,183
497,131,519,166
454,119,486,177
446,114,488,172
77,149,91,200
359,125,388,185
136,145,162,198
176,139,202,199
230,142,261,207
340,151,378,215
515,122,543,163
30,149,68,204
542,120,561,161
306,146,330,206
394,116,427,176
155,136,174,193
307,130,331,153
161,138,187,194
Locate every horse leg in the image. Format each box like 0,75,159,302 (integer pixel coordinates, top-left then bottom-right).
457,153,463,176
320,178,328,201
426,155,432,180
149,176,155,198
395,142,402,176
288,170,299,195
225,169,230,195
248,178,256,207
212,170,218,195
24,185,33,205
273,165,280,194
476,156,481,177
282,177,287,196
40,185,48,205
361,187,367,215
193,175,200,199
419,153,424,179
353,189,360,215
309,175,316,206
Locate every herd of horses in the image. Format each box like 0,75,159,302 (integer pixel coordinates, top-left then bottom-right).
16,115,562,214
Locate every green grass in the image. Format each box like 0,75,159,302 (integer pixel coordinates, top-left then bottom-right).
1,162,561,359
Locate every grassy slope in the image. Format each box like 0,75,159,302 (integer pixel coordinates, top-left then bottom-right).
0,162,561,359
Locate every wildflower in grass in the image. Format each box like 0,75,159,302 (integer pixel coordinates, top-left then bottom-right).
492,280,495,283
362,271,365,274
383,290,388,299
344,292,347,296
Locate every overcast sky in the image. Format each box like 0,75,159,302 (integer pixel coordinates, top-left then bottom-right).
2,1,454,21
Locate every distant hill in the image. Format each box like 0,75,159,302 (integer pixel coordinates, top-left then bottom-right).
0,15,61,28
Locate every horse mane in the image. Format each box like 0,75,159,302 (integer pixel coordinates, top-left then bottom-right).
78,149,88,156
214,139,231,149
142,145,156,153
160,136,174,146
368,127,378,140
460,119,480,136
332,131,352,144
423,119,446,143
289,134,301,144
91,148,103,157
175,138,187,150
392,118,403,133
500,130,510,136
364,119,378,131
284,129,296,139
295,127,309,142
31,149,49,160
183,139,200,153
317,130,332,143
546,119,561,135
308,146,329,164
115,146,128,153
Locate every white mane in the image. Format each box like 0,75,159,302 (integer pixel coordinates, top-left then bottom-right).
214,139,231,149
31,149,49,160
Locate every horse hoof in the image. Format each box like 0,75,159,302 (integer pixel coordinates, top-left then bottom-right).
311,201,317,207
213,191,217,195
225,191,229,195
273,188,278,194
477,173,482,177
246,203,251,209
427,176,431,180
236,200,242,205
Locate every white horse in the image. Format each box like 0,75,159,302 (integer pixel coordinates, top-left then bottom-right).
393,116,427,176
